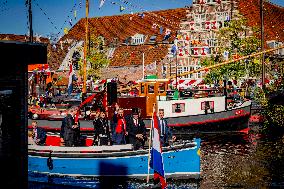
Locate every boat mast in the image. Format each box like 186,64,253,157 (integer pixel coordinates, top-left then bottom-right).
83,0,89,95
28,0,33,42
260,0,265,89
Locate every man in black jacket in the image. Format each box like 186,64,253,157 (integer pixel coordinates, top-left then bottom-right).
61,107,79,147
126,108,147,150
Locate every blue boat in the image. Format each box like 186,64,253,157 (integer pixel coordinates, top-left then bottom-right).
28,138,201,185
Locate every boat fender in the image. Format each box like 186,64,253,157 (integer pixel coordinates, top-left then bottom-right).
47,151,53,170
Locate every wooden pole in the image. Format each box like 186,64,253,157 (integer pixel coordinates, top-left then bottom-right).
260,0,265,89
146,103,156,183
82,0,89,94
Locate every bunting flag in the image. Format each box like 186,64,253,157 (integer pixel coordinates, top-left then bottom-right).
150,111,167,189
69,18,73,26
74,10,77,19
138,12,144,18
171,44,177,55
120,5,125,12
99,0,105,9
64,27,69,34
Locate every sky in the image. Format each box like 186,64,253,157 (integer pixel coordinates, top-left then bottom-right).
0,0,283,40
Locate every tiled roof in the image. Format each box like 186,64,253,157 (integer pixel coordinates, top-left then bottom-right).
62,8,187,44
238,0,284,42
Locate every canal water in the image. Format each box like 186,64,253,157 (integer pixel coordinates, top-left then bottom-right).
28,131,284,189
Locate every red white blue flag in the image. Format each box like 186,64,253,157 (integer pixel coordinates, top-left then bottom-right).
68,63,75,96
150,111,167,188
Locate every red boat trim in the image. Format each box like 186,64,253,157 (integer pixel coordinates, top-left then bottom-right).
168,112,250,127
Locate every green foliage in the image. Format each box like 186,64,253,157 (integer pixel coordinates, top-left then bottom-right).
78,32,110,79
201,14,262,83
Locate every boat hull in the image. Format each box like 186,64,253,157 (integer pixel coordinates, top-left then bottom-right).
28,139,201,181
143,102,251,133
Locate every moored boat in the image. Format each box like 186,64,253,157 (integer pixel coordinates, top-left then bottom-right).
28,138,201,183
116,79,252,134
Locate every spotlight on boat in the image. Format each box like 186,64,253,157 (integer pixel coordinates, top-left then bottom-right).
32,114,39,120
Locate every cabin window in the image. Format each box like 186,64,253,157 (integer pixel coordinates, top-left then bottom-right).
141,84,145,94
148,84,155,94
159,83,165,93
172,103,185,113
201,101,214,114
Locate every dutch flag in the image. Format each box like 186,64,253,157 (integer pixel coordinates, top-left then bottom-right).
150,111,167,188
68,63,76,96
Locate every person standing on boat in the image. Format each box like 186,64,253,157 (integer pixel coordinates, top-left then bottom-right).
31,120,46,145
93,111,111,146
109,102,120,135
113,108,128,145
62,107,79,147
126,108,147,150
158,109,176,147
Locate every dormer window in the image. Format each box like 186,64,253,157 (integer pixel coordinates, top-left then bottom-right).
131,33,145,45
149,35,157,43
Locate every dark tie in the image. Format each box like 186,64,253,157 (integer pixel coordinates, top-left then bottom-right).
161,119,165,135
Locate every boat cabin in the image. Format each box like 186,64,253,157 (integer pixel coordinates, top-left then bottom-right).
117,79,169,118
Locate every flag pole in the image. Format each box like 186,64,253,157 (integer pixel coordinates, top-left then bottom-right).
146,103,156,183
142,52,145,79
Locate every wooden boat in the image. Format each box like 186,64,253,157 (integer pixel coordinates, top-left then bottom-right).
28,137,201,184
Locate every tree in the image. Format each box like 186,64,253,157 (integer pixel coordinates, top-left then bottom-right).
78,31,110,80
201,14,262,84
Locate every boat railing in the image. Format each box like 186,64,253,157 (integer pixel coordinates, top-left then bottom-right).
164,90,224,101
28,143,134,153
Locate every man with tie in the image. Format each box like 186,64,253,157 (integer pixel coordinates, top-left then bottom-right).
126,108,146,150
31,120,46,145
158,109,176,147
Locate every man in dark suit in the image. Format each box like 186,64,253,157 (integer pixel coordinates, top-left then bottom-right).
62,107,79,147
126,108,147,150
31,120,46,145
158,109,176,147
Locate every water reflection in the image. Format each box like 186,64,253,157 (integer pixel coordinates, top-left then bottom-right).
28,132,284,188
199,133,284,188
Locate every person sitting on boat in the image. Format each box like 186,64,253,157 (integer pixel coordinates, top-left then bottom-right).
158,109,176,147
61,107,79,147
126,108,147,150
113,108,128,145
31,120,46,145
93,111,111,146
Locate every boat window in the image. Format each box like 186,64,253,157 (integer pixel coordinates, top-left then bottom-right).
141,84,145,94
201,101,214,110
148,84,155,94
172,103,185,113
158,83,165,93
